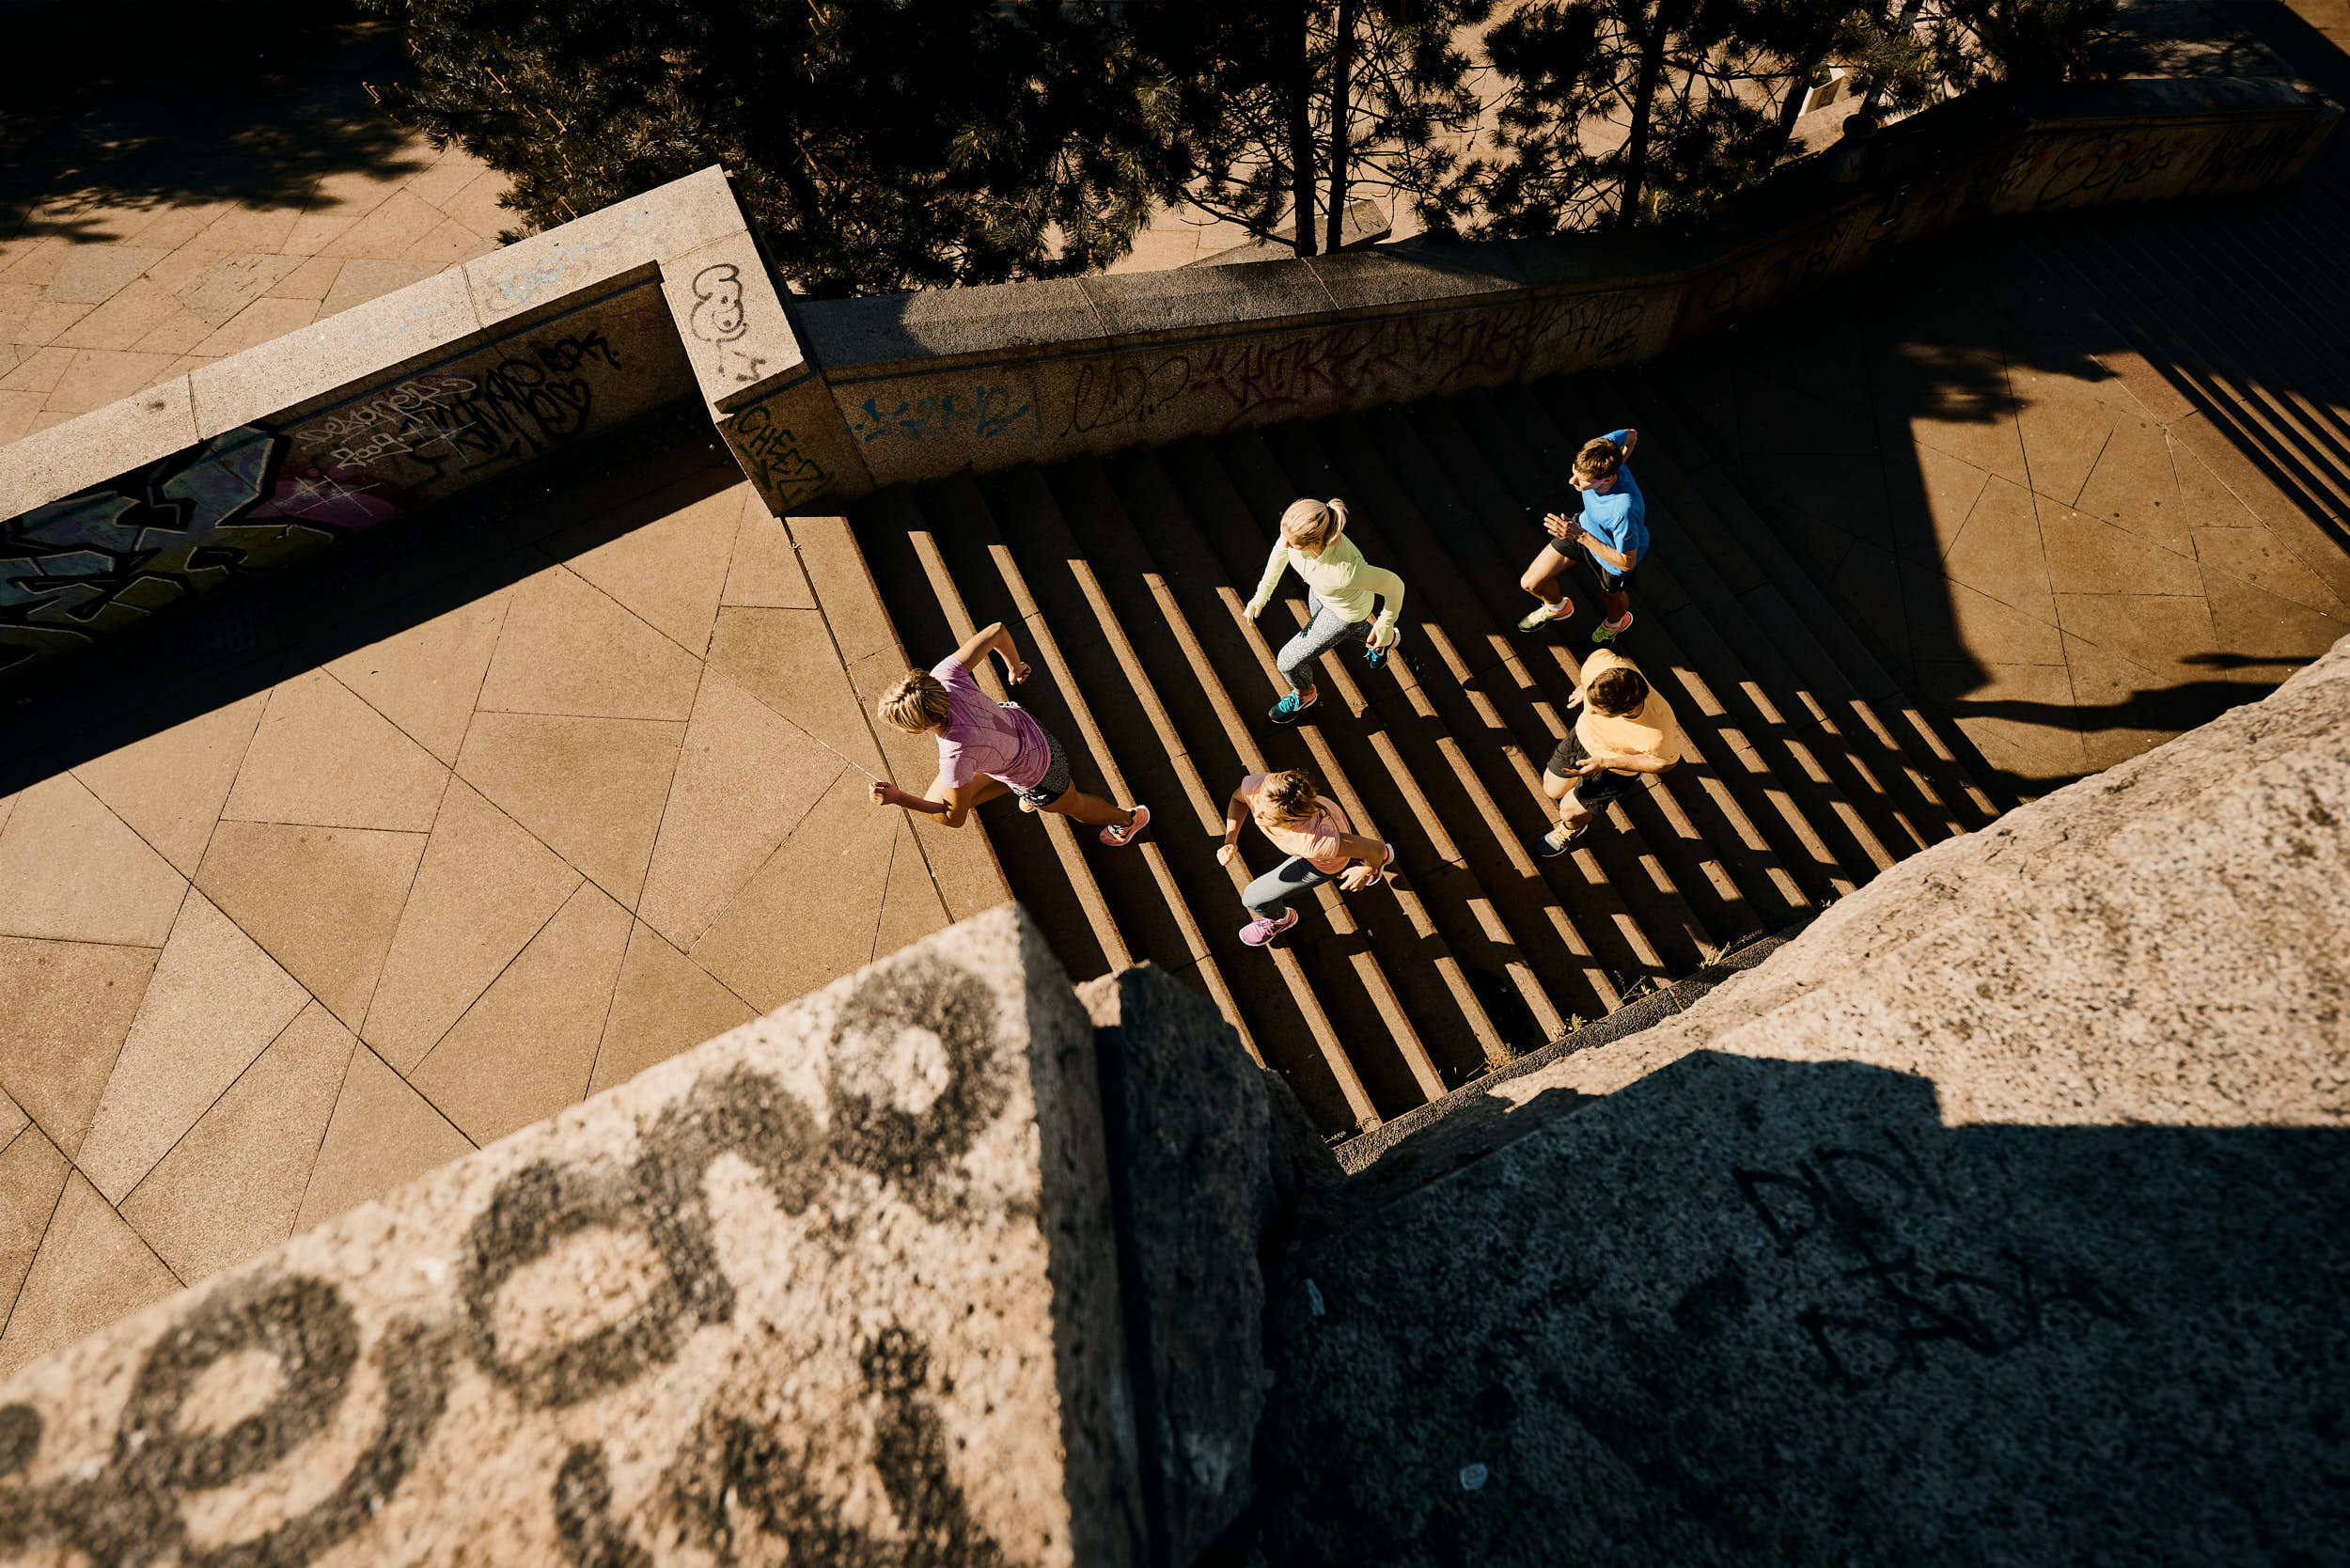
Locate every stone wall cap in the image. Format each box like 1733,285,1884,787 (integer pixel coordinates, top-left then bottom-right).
463,165,743,331
659,229,810,414
0,377,198,519
1501,230,1707,291
188,269,487,439
1076,259,1339,341
1301,245,1529,315
796,276,1110,376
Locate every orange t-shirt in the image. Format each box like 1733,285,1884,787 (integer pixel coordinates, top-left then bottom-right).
1239,774,1355,873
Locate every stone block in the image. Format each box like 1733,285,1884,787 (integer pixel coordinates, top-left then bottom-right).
1301,246,1527,319
1077,261,1336,346
718,374,876,513
188,270,485,439
1251,635,2350,1565
0,377,196,521
825,356,1067,488
1079,965,1275,1568
797,278,1110,377
463,165,744,334
0,906,1146,1568
656,231,808,415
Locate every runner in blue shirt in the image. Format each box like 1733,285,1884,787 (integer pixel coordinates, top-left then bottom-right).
1516,428,1645,644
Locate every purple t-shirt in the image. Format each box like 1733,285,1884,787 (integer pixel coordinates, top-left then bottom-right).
932,657,1052,791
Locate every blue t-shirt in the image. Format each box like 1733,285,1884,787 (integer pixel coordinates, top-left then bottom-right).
1578,430,1648,570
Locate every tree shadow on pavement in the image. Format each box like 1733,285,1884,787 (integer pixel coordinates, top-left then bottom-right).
0,0,427,243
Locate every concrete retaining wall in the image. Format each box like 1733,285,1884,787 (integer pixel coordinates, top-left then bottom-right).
2,77,2332,691
0,166,817,689
0,906,1282,1568
791,75,2336,493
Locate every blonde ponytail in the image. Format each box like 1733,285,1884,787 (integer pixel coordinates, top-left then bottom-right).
1278,497,1348,551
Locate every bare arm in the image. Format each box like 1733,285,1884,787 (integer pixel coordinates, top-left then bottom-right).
1333,830,1390,890
870,770,1007,829
947,620,1032,685
1214,789,1252,867
1578,534,1639,572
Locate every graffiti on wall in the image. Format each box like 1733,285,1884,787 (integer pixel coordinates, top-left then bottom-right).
2,297,695,681
723,401,833,512
1732,1130,2132,1393
0,426,410,674
1992,117,2317,213
844,384,1040,447
685,262,771,388
0,954,1026,1567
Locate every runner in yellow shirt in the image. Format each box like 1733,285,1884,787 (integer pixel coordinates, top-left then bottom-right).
1532,649,1682,855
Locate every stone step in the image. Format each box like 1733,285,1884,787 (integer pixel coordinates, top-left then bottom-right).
849,373,1998,1139
1609,366,2011,823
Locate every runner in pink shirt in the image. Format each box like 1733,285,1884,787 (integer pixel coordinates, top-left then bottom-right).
1214,769,1391,947
870,619,1148,845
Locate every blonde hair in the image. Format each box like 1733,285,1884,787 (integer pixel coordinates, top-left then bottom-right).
877,669,952,733
1253,769,1323,827
1574,437,1625,482
1279,497,1348,551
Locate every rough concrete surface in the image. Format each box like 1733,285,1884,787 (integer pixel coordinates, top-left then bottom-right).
1254,635,2350,1565
1080,965,1275,1568
0,905,1143,1568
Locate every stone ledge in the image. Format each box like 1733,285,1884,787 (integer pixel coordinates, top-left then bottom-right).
0,906,1146,1568
1251,631,2350,1563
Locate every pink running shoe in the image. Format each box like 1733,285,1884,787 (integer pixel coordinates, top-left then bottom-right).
1240,908,1301,947
1100,803,1150,847
1356,841,1395,887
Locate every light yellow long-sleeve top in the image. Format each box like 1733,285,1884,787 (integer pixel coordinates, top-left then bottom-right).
1245,533,1407,631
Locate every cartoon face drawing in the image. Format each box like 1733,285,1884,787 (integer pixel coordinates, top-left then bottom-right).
690,264,746,343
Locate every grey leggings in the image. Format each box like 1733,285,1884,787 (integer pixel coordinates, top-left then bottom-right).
1244,855,1341,919
1277,606,1372,693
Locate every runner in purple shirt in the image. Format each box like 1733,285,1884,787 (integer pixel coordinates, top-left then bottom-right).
870,619,1150,847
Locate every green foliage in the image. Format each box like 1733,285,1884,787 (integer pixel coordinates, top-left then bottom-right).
1127,0,1491,257
362,0,1179,296
365,0,2124,290
1457,0,2118,240
1457,0,1778,238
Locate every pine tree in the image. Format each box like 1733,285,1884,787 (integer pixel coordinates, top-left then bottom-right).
362,0,1180,297
1461,0,1778,237
1129,0,1491,259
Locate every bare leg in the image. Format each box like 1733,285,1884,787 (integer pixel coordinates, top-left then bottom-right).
1596,585,1632,623
1520,543,1574,605
1557,781,1596,833
1044,785,1134,830
1540,767,1574,803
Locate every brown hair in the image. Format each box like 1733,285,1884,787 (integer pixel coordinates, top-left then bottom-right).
1279,497,1349,551
1574,437,1624,483
1252,769,1323,826
877,668,952,732
1587,664,1649,716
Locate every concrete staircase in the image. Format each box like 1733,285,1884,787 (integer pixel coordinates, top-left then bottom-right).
847,372,2004,1137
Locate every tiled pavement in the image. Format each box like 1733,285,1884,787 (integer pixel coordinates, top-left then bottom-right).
0,470,970,1375
1658,240,2350,792
0,133,510,445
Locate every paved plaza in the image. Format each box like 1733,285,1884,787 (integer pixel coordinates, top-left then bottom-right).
2,0,2345,1387
0,467,970,1374
0,12,513,447
1664,240,2347,790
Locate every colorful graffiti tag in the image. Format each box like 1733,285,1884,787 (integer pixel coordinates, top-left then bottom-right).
2,296,695,682
0,426,416,675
